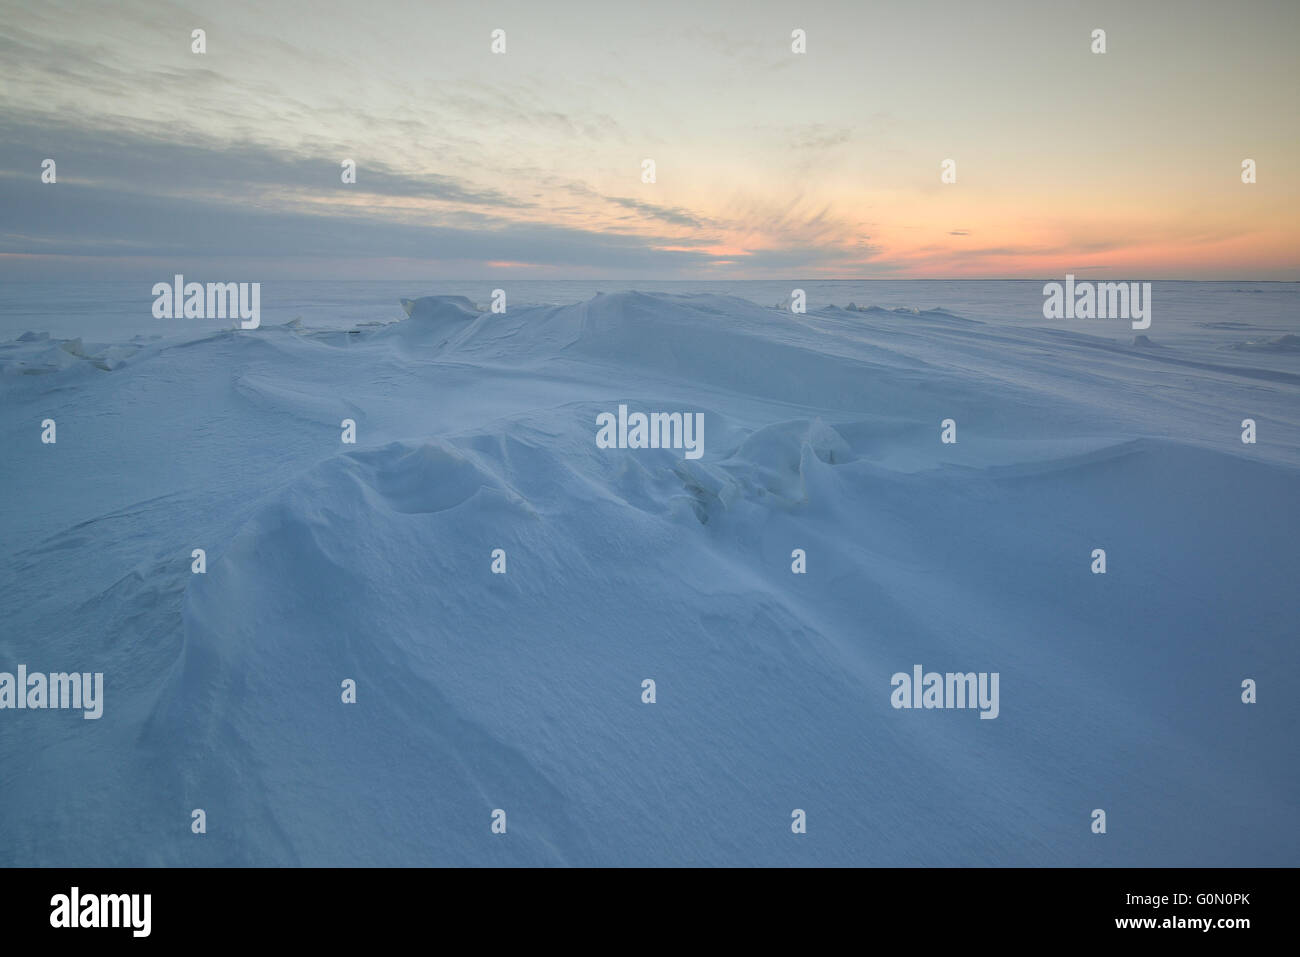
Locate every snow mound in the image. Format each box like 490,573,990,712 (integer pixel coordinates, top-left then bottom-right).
669,418,857,521
0,334,143,377
400,295,481,321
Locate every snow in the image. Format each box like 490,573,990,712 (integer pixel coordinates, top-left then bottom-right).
1231,333,1300,353
1,285,1296,865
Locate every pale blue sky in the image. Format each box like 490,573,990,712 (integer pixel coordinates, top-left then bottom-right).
2,0,1297,278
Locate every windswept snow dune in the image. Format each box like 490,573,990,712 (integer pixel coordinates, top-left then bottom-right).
1,289,1297,866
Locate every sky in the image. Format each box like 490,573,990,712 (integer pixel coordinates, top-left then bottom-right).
1,0,1297,280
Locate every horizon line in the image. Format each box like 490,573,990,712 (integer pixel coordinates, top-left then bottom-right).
2,277,1297,284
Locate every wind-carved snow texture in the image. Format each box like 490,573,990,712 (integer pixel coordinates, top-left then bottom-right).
0,290,1297,865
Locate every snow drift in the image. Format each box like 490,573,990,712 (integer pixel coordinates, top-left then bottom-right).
1,290,1296,866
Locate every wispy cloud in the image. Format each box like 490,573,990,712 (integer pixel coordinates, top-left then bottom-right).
1,0,1296,278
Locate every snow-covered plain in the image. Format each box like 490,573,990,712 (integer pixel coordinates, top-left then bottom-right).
1,284,1297,866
